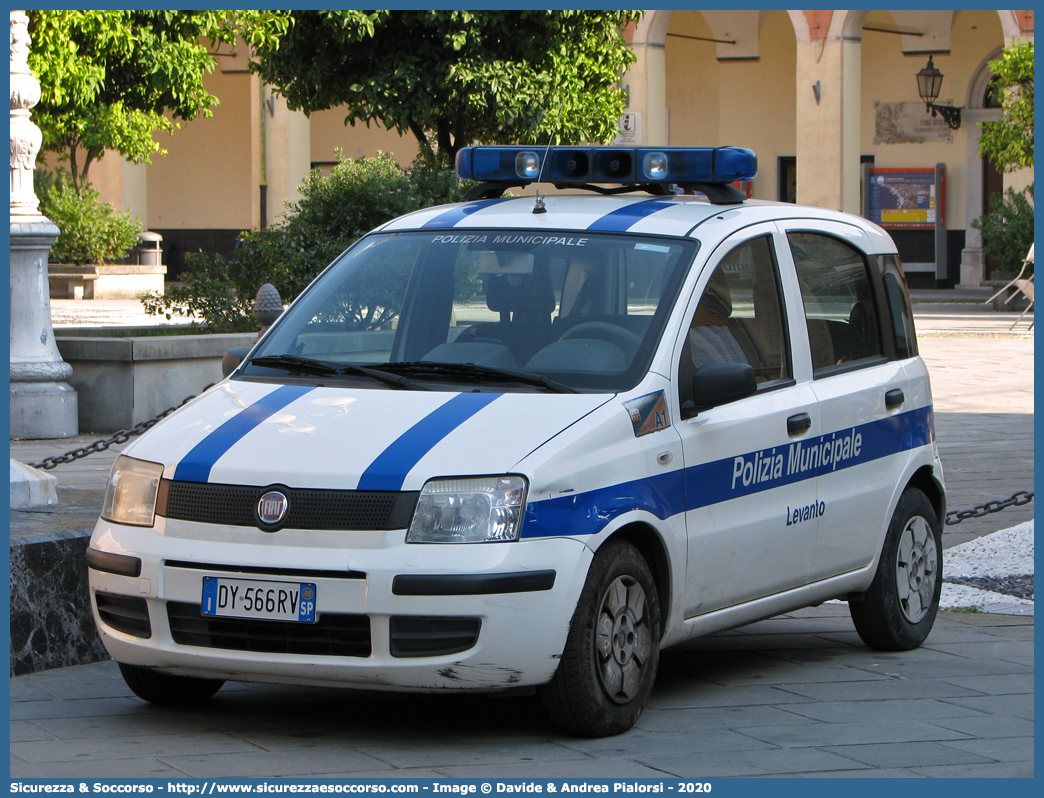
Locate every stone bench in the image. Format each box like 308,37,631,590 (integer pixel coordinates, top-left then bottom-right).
48,263,166,300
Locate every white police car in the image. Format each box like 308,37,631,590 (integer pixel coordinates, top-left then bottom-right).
88,145,944,737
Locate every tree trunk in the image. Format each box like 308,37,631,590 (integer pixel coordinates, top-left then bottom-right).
407,118,434,159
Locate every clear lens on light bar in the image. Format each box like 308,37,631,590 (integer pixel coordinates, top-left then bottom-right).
642,152,669,180
407,475,528,543
515,151,541,179
456,146,756,186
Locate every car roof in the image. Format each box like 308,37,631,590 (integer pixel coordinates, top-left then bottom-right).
378,193,896,253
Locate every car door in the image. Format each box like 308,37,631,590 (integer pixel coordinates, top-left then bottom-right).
675,225,821,617
777,223,917,580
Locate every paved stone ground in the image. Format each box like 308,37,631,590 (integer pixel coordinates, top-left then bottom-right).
10,299,1033,779
914,319,1034,545
9,606,1033,778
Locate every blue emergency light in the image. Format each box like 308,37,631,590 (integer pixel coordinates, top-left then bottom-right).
456,146,757,187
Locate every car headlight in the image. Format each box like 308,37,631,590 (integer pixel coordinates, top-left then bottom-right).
407,476,528,543
101,455,164,527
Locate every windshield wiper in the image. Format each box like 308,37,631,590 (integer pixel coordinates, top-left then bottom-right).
248,354,430,391
385,361,578,393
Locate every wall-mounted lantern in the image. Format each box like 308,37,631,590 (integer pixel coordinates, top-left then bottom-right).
916,55,962,130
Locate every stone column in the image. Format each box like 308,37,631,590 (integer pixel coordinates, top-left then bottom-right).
622,12,671,146
10,9,78,438
792,11,862,214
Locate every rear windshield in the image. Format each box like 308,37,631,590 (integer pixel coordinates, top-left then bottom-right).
245,230,698,392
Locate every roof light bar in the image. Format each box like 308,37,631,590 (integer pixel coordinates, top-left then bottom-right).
456,146,757,186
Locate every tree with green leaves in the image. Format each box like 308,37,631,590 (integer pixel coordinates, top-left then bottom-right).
978,40,1033,172
249,10,641,163
27,10,289,192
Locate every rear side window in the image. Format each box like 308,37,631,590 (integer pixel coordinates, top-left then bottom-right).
880,255,918,359
788,232,884,376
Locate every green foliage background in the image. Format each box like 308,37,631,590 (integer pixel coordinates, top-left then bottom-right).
978,41,1034,172
972,183,1034,276
27,10,288,189
249,10,641,161
37,171,142,265
141,153,472,333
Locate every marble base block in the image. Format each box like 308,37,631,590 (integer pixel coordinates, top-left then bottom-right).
10,531,109,676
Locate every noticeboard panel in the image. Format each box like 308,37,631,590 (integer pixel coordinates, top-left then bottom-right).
867,168,943,228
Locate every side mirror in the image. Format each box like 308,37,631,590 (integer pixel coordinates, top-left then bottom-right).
221,346,251,378
681,362,757,419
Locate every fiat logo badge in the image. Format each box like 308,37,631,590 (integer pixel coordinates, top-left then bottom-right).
257,490,289,528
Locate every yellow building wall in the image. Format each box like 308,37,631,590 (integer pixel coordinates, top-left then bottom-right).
74,151,125,209
718,11,797,202
146,67,259,231
664,11,796,201
310,109,419,167
665,12,720,149
860,9,1005,230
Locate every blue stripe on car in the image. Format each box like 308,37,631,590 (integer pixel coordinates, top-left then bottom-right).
357,392,503,491
421,199,512,229
585,198,683,232
173,384,315,483
521,406,934,538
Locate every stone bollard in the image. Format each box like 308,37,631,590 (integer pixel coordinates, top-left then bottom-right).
221,284,285,377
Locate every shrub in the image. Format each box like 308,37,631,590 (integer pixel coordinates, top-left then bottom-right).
141,152,472,331
971,183,1034,276
37,170,142,265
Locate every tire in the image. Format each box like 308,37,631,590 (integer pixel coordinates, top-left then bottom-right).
541,539,661,737
850,488,942,650
118,662,224,705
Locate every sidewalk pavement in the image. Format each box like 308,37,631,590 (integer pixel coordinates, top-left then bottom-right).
10,296,1033,778
10,605,1033,778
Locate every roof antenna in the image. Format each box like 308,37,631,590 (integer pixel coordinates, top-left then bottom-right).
533,105,563,215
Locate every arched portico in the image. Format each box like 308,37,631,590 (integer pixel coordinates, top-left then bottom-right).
624,8,1031,287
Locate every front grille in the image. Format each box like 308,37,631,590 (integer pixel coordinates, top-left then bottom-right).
389,616,481,658
166,602,371,657
96,592,152,638
157,480,418,531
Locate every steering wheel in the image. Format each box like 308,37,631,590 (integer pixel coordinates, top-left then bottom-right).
559,322,643,360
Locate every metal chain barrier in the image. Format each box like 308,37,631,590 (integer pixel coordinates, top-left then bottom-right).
27,385,215,471
945,491,1034,525
24,386,1035,529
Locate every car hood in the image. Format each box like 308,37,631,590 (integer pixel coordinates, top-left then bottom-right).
123,381,612,491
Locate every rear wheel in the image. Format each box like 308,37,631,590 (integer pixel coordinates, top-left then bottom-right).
541,539,661,736
118,663,224,705
850,488,941,650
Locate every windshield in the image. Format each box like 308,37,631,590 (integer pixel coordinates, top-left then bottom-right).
244,230,697,392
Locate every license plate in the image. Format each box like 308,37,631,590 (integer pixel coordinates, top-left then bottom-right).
201,577,316,623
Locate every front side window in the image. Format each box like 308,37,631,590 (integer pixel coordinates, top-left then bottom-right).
246,231,697,392
679,235,792,404
688,236,791,381
788,232,884,376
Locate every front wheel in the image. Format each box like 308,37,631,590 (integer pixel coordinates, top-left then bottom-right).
850,488,942,650
541,539,661,737
118,663,224,705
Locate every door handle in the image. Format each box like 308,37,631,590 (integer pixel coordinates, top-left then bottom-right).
885,388,905,410
787,413,811,435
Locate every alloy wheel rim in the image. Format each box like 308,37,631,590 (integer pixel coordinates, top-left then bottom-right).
595,575,652,704
895,515,938,623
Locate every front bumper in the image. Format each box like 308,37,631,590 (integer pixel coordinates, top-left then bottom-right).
88,516,592,691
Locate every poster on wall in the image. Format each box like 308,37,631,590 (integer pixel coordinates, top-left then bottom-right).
866,168,944,228
615,112,641,145
874,101,953,144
